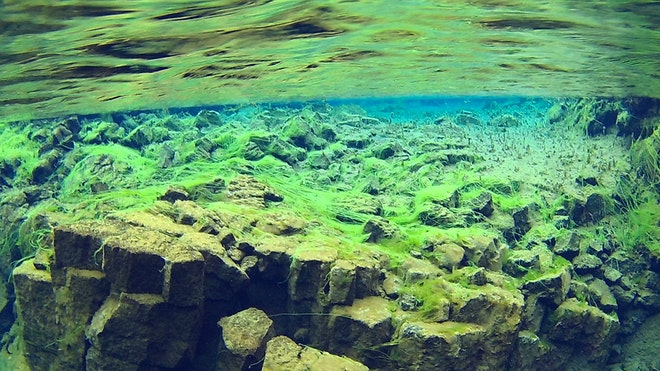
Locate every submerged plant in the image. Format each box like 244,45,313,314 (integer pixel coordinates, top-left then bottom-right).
630,124,660,184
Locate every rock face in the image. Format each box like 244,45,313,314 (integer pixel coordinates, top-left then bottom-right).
12,261,59,371
395,321,487,370
11,199,631,371
327,297,393,368
12,200,386,371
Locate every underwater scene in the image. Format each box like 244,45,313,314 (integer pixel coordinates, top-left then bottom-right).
1,1,660,371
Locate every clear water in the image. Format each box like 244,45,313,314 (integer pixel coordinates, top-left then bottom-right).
1,1,659,370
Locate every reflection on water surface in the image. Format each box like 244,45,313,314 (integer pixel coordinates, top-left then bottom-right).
0,1,659,120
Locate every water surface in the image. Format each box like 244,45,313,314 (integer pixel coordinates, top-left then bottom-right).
1,0,659,121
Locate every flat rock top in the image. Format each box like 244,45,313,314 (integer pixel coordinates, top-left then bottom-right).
104,226,203,263
294,248,339,263
13,259,52,283
263,335,368,371
402,321,485,338
332,296,392,328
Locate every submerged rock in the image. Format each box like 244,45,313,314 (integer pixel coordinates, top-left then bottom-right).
573,253,603,275
553,230,581,260
461,235,505,271
217,307,275,370
86,293,202,369
548,298,619,363
263,336,368,371
328,296,393,368
464,191,494,217
504,249,541,277
363,216,398,243
226,175,283,208
394,321,486,370
13,260,59,371
426,241,465,271
333,194,383,223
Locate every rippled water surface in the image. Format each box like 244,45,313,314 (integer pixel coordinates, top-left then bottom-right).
1,0,659,120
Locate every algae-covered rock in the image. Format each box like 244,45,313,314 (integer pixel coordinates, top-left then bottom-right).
328,296,393,367
226,175,283,208
267,139,307,165
585,278,618,313
572,253,603,275
102,227,204,304
504,249,541,277
418,204,466,228
510,205,532,239
13,259,58,371
570,192,609,226
373,142,404,159
52,220,130,285
427,241,465,271
394,321,486,370
263,336,368,371
53,268,109,371
180,232,249,299
450,284,525,368
461,234,505,271
217,307,275,370
122,124,169,149
552,230,581,260
363,216,398,243
399,257,442,283
463,191,494,217
333,194,383,223
508,330,554,371
308,150,332,169
86,292,202,369
288,248,337,302
31,148,65,184
193,109,224,129
158,185,190,203
548,298,619,362
282,116,325,150
256,210,308,236
327,260,357,305
522,264,571,305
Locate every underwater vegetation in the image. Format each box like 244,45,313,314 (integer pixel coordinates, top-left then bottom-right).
0,97,659,370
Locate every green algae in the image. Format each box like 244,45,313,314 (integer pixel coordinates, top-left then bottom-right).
631,125,660,185
1,98,660,370
0,123,41,185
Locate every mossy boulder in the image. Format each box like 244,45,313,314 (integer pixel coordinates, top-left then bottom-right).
282,116,325,150
548,298,619,362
